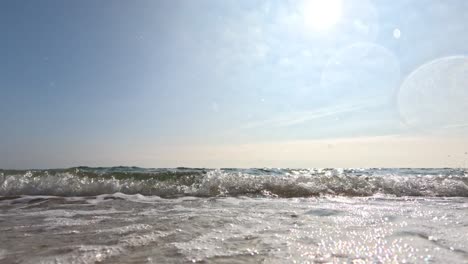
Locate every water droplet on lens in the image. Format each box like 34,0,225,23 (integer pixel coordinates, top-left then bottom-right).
393,28,401,39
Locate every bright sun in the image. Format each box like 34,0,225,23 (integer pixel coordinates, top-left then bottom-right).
303,0,342,31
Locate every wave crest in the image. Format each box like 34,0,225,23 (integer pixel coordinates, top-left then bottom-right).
1,168,467,197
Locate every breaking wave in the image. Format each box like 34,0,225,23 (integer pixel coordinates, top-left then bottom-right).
1,167,467,197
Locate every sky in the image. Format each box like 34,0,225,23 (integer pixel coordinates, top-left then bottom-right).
1,0,468,169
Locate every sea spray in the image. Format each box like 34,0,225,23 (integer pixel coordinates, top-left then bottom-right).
1,167,467,197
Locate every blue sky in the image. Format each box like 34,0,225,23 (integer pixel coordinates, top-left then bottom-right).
1,0,468,168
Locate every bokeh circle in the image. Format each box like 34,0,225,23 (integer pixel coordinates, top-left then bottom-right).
397,56,468,131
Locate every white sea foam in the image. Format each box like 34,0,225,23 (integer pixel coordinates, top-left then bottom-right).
0,168,467,197
1,193,467,263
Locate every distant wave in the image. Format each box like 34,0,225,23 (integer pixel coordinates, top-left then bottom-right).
1,167,467,197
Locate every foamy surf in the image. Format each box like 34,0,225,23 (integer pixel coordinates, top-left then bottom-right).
1,168,467,263
1,167,467,197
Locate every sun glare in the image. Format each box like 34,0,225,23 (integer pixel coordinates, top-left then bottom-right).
303,0,342,31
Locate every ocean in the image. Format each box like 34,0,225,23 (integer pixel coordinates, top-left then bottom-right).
0,167,467,263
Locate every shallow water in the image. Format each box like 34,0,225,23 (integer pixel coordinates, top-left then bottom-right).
1,195,467,263
0,168,467,263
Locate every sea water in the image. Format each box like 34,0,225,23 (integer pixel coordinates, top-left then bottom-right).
0,168,467,263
